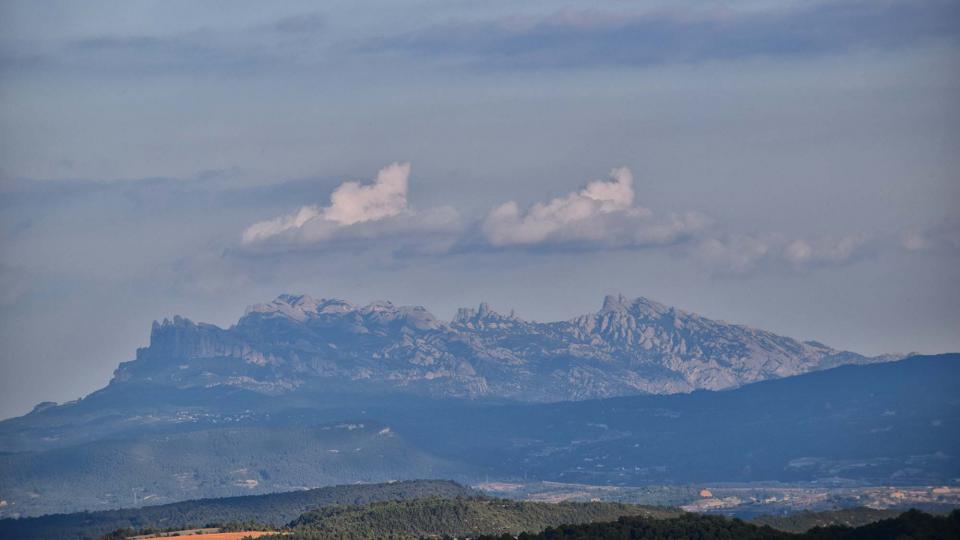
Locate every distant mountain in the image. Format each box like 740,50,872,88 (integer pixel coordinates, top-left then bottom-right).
0,418,462,517
1,355,955,517
111,293,892,402
381,354,960,486
0,293,945,518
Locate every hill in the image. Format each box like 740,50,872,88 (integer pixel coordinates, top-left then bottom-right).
1,355,956,516
381,354,960,485
472,509,960,540
90,502,957,540
0,419,462,517
0,480,477,540
276,497,679,540
751,507,906,533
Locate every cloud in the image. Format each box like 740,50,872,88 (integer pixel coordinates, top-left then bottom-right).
241,162,459,251
268,13,325,35
691,233,869,274
900,218,960,254
692,234,773,275
234,161,925,275
482,167,707,249
366,0,960,69
4,11,330,77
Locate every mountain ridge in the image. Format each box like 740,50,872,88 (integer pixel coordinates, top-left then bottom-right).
108,293,893,403
2,354,956,517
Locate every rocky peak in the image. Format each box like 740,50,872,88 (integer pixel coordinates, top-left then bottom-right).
139,315,236,366
359,301,441,330
151,315,198,341
112,292,881,401
453,307,474,324
244,295,357,323
629,297,672,319
599,294,669,317
314,298,356,315
29,401,57,415
453,302,518,330
601,294,627,312
569,295,717,352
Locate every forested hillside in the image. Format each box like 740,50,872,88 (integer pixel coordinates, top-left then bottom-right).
751,507,904,533
0,480,475,540
473,510,960,540
43,495,959,540
274,498,679,539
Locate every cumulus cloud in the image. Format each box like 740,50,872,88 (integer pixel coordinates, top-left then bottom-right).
482,167,707,249
239,161,895,275
241,162,459,250
691,233,869,274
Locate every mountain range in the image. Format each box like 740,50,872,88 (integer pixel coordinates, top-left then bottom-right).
0,294,953,518
113,293,895,402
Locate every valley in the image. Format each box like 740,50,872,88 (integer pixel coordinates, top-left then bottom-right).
479,481,960,517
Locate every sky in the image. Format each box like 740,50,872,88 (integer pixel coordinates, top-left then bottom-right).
0,0,958,419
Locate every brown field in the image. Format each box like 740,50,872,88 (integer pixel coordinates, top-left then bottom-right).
129,532,275,540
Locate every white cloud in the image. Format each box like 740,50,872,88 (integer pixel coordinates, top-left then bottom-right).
692,233,868,274
323,161,409,226
240,161,887,274
241,162,459,249
482,167,707,249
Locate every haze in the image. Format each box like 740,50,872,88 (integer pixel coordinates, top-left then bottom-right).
0,0,958,419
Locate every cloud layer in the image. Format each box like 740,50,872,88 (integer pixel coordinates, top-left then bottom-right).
369,1,960,69
900,218,960,254
482,167,706,249
239,162,901,277
692,233,869,275
241,163,459,250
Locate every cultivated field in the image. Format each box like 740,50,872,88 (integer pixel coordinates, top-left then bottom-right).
129,531,274,540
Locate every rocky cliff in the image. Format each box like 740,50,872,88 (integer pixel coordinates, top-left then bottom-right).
110,293,890,401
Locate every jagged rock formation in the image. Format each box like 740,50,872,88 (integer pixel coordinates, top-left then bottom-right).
111,293,891,401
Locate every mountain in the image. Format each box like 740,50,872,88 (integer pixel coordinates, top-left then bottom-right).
377,354,960,486
1,355,956,517
0,293,947,517
110,293,889,402
0,418,462,517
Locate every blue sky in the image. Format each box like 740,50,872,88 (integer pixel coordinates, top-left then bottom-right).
1,0,958,418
